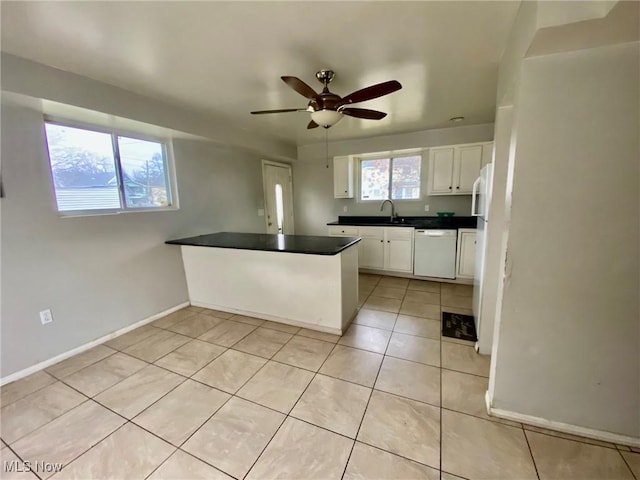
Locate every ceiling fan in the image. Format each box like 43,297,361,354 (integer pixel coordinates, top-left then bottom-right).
250,70,402,129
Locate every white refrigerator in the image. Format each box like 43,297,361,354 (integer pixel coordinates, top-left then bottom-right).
472,163,493,352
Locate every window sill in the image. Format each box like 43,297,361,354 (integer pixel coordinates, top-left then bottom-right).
57,206,179,218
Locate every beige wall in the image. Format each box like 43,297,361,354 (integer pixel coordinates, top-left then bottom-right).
1,53,296,161
0,104,274,378
490,42,639,438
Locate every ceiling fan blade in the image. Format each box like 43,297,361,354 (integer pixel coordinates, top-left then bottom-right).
250,108,306,114
281,76,319,99
339,80,402,106
307,120,319,129
340,108,387,120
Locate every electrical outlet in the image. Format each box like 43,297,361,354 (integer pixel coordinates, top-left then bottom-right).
40,309,53,325
424,204,430,212
343,206,348,212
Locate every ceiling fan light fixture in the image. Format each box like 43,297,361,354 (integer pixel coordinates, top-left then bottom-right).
310,109,343,128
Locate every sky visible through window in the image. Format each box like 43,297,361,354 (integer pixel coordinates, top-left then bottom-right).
44,123,170,212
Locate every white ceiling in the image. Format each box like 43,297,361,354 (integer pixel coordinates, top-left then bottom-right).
0,1,520,146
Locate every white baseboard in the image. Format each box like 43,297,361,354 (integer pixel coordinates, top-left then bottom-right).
485,391,640,448
190,300,344,336
0,302,189,386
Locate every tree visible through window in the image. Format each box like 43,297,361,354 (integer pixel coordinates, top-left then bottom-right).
360,155,421,201
44,122,173,213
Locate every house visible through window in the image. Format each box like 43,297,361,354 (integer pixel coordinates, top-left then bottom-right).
360,154,421,201
44,122,174,213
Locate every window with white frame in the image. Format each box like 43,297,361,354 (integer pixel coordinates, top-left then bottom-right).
360,154,421,201
44,121,175,214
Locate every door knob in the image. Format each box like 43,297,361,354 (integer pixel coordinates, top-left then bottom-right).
268,222,273,226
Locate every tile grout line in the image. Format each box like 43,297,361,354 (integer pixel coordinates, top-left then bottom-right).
339,300,396,480
618,448,639,480
2,442,45,480
3,284,466,458
84,383,241,480
240,340,344,479
181,323,339,479
520,427,623,451
49,420,146,478
44,347,119,382
143,448,239,480
522,429,542,480
9,280,625,479
6,289,383,476
28,327,620,480
0,374,60,409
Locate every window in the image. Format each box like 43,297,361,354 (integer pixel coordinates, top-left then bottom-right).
44,121,174,214
360,154,421,201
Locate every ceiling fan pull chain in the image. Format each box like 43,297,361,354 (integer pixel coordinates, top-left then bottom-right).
325,128,329,169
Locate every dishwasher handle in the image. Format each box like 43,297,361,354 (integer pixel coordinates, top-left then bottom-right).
415,230,457,237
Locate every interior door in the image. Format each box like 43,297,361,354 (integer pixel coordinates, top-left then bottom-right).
263,161,294,234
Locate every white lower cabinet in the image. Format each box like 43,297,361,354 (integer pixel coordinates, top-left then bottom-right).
456,228,477,278
383,227,414,272
329,226,414,273
359,229,385,269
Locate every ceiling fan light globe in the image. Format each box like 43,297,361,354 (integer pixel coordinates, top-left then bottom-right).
310,109,343,128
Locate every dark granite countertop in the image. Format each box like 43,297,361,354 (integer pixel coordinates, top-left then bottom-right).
327,216,477,229
166,232,360,255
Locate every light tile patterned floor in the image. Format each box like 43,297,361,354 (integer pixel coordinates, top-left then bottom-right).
1,274,638,480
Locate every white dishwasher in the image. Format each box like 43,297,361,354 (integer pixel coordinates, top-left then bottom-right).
413,230,458,279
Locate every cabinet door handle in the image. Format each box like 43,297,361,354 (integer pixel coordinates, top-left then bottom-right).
380,240,383,243
449,186,452,190
456,186,460,189
387,240,390,243
344,190,347,193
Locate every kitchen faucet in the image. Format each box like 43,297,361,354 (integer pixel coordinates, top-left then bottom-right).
380,199,396,222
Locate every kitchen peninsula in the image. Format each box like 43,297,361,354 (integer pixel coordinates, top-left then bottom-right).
166,232,360,335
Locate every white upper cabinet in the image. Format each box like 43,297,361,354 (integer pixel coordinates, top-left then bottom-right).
427,142,493,196
428,147,455,194
455,145,483,193
333,156,354,198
